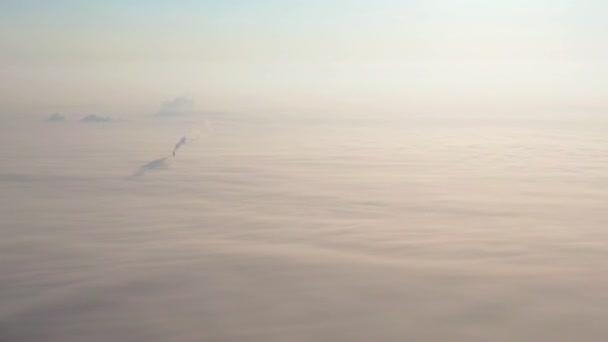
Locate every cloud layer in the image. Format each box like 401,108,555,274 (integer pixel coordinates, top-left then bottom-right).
3,118,608,342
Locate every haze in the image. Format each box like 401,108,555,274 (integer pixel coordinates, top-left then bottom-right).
1,1,607,341
2,0,607,118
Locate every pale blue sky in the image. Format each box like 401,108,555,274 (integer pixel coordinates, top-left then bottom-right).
1,0,606,119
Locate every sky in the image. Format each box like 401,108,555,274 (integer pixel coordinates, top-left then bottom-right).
1,0,606,119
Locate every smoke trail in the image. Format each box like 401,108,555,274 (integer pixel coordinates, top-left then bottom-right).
173,136,187,156
129,132,197,178
131,157,168,177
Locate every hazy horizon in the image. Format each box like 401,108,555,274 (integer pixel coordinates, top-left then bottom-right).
2,0,607,120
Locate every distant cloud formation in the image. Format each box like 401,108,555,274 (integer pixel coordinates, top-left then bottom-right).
156,97,195,117
81,114,111,123
46,113,66,122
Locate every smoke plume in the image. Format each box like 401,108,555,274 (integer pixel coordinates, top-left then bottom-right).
130,135,191,178
132,157,168,177
173,136,187,156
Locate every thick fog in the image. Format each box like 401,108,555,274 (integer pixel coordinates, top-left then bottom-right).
1,116,607,341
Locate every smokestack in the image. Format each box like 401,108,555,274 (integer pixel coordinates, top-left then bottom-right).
173,136,187,156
